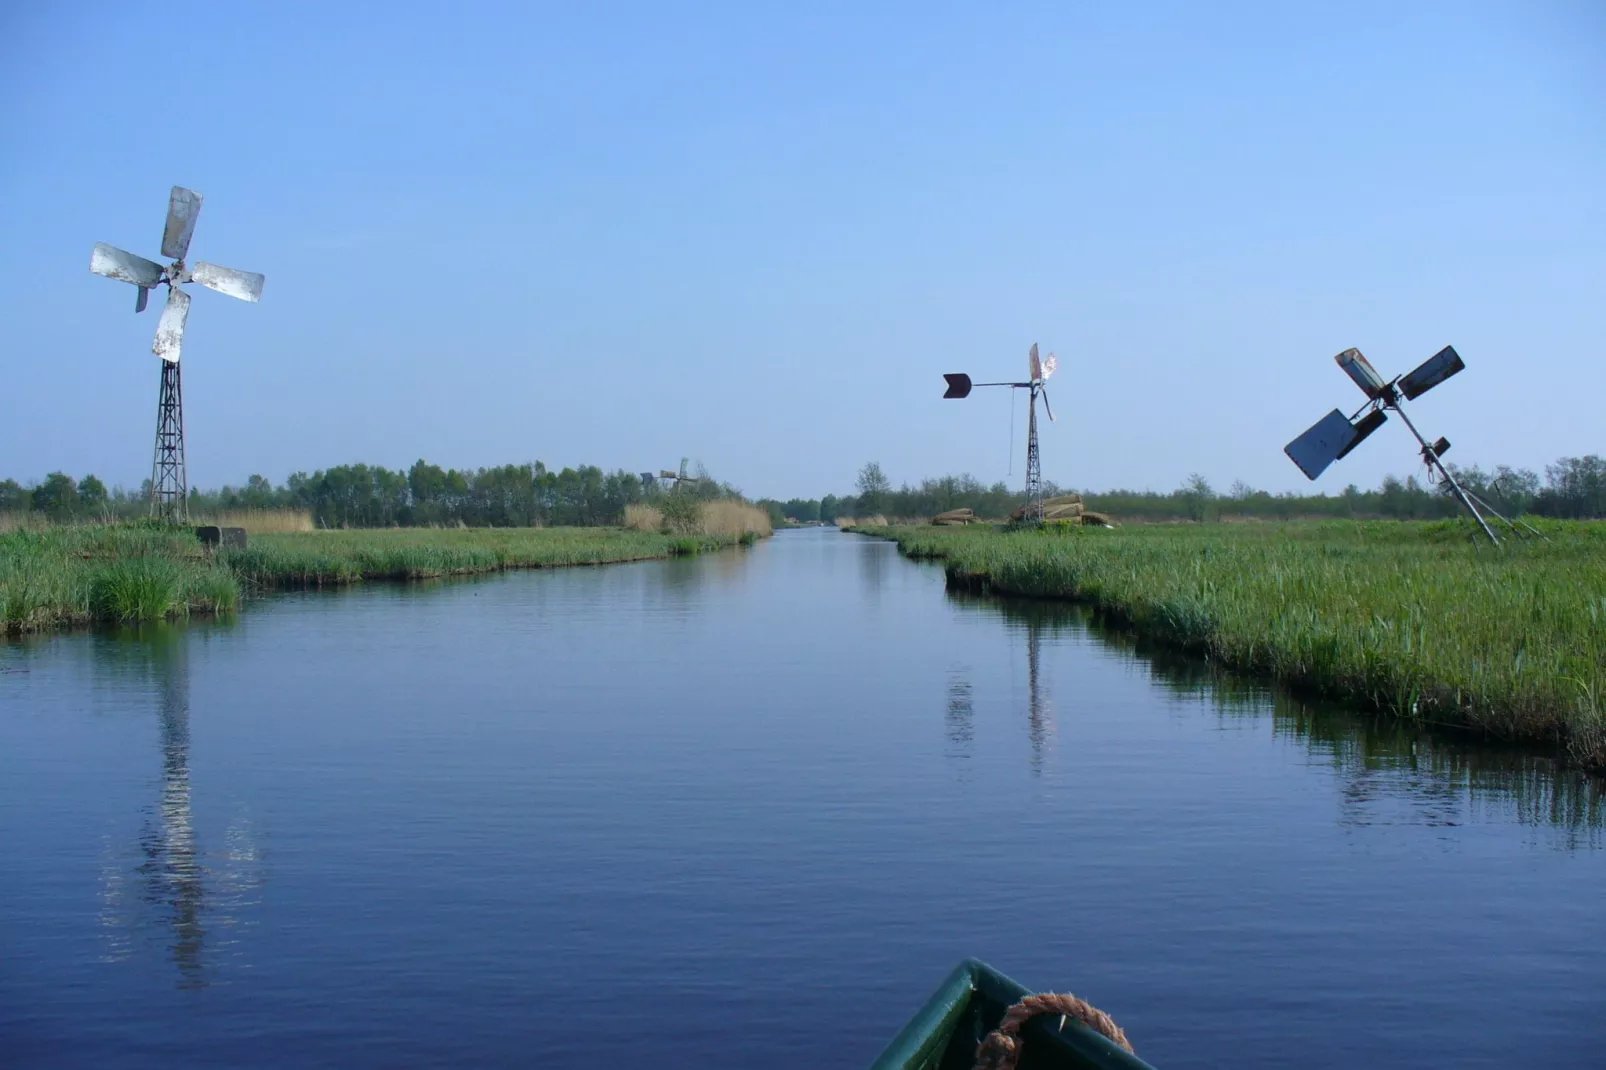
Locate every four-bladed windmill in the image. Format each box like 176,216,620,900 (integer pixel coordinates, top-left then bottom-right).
943,343,1059,522
90,186,264,522
1283,345,1535,545
658,458,701,490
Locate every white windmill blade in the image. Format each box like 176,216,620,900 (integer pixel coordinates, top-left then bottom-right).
1028,342,1041,382
153,286,191,362
1040,352,1058,381
161,186,203,261
189,261,265,302
1040,386,1055,422
90,243,164,288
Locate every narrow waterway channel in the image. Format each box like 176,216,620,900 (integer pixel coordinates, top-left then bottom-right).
2,527,1601,1068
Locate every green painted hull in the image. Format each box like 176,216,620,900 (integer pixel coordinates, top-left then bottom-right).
870,960,1159,1070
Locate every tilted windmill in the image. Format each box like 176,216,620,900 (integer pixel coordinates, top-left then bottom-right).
942,343,1059,522
1283,345,1539,545
90,186,264,522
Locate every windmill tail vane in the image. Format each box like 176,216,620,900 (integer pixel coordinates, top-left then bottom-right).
90,186,264,522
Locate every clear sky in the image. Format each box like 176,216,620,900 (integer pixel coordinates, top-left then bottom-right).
2,1,1602,501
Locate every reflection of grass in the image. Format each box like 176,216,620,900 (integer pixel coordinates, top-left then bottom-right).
4,524,752,631
872,519,1606,770
963,590,1604,839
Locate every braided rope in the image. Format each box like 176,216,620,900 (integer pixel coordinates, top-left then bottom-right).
972,991,1133,1070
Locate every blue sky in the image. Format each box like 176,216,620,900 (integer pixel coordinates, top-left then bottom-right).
2,1,1601,500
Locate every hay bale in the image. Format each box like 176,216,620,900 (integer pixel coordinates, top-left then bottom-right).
932,508,977,525
1080,511,1116,528
1010,495,1085,521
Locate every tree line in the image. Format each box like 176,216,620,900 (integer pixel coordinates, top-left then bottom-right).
7,453,1603,527
1,459,745,528
771,455,1606,523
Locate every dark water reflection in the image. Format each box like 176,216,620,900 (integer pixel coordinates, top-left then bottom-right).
968,594,1604,846
2,529,1603,1068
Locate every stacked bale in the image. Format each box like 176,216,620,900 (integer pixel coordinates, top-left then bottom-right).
1010,494,1084,522
932,508,978,526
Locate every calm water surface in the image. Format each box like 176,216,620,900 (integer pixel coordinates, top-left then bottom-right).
2,528,1603,1068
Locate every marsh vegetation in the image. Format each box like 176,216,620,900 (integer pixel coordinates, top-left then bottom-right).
1,522,763,633
860,520,1606,769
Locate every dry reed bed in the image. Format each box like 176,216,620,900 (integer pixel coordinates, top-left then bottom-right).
625,500,772,538
861,520,1606,769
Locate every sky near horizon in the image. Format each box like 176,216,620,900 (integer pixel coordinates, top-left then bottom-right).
2,2,1602,501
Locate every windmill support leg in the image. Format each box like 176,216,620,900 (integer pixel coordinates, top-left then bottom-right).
150,360,187,523
1390,398,1497,545
1462,489,1549,542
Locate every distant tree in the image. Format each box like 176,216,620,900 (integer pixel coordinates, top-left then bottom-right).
819,494,840,523
78,474,109,516
756,499,788,527
856,462,890,516
1179,473,1216,522
0,478,27,512
31,472,79,520
781,498,820,523
1535,455,1606,519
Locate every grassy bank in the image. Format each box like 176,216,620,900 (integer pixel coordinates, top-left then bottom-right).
856,520,1606,769
220,527,740,589
2,524,754,633
0,524,238,632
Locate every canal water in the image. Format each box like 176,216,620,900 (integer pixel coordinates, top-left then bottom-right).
2,527,1602,1068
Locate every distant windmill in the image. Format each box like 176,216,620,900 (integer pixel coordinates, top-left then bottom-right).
1283,346,1539,545
90,186,264,522
658,458,701,491
942,343,1059,522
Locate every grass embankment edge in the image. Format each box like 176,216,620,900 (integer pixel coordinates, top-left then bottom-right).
851,522,1606,772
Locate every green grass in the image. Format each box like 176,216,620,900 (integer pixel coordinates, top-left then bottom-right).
221,527,740,588
1,523,237,631
855,519,1606,770
2,523,751,632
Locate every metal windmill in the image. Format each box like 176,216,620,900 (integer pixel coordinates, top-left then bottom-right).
90,186,265,522
658,458,701,491
1283,345,1539,545
942,343,1059,522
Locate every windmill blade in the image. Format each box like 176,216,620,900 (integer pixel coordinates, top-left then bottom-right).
1398,345,1464,401
161,186,203,260
1335,408,1387,460
1040,352,1058,381
153,286,191,362
135,287,149,313
190,261,265,302
1029,342,1042,382
1334,347,1387,399
90,243,164,288
1284,409,1360,480
1040,386,1055,422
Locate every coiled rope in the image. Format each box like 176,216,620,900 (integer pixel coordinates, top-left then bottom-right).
972,991,1134,1070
